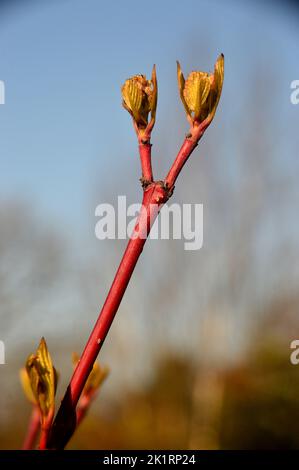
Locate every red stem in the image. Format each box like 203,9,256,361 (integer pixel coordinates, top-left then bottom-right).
164,138,198,189
75,394,93,428
164,121,208,189
71,184,164,404
139,141,153,183
48,122,207,449
39,428,48,450
39,411,54,450
22,406,40,450
49,182,169,449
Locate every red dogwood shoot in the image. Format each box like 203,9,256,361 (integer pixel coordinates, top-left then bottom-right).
30,54,224,449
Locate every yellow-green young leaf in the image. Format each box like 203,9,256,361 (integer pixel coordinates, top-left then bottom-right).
121,70,157,131
177,54,224,126
149,65,157,122
25,338,57,421
20,367,37,405
73,353,109,397
122,77,144,125
209,53,225,120
177,61,190,118
85,362,109,394
184,72,211,120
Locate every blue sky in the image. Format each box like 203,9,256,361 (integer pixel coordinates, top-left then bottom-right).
0,0,298,239
1,0,299,412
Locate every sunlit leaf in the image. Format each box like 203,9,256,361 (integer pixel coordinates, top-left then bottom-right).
184,72,211,119
149,64,158,122
177,54,224,127
20,367,37,405
209,53,225,120
121,68,158,132
177,61,190,118
25,338,57,421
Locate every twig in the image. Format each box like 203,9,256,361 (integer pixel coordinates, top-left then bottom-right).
48,180,170,448
39,411,54,450
48,130,207,449
48,56,224,449
22,406,40,450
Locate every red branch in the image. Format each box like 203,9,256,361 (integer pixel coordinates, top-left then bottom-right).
76,392,96,428
48,121,209,449
39,411,54,450
164,138,198,189
164,122,208,189
48,182,170,449
139,141,153,184
22,406,40,450
39,429,48,450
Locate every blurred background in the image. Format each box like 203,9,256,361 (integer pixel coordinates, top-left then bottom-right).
0,0,299,449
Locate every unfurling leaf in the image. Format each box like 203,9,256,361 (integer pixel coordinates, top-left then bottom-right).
184,72,211,120
20,367,37,405
24,338,57,423
210,53,224,120
177,61,189,118
177,54,224,126
122,65,158,134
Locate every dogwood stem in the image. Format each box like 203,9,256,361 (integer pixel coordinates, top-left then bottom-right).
27,55,224,450
49,128,207,449
49,124,211,450
39,429,48,450
39,411,54,450
76,396,93,428
48,181,170,449
139,141,153,184
165,137,198,188
164,123,207,189
22,406,40,450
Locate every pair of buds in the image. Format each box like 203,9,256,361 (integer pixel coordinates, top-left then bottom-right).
121,54,224,139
